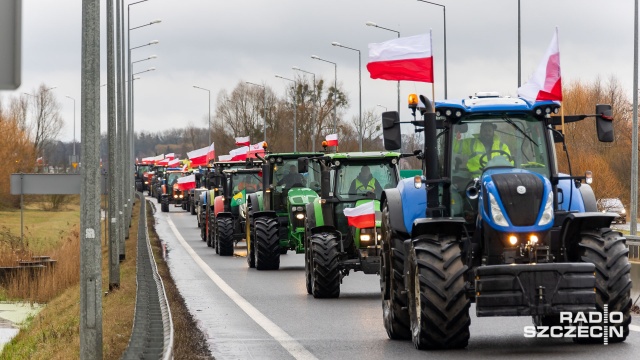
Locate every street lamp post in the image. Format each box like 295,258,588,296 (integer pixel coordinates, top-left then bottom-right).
417,0,447,99
366,21,400,112
331,42,362,151
193,85,211,144
246,81,267,143
275,74,298,152
292,67,317,151
311,55,338,134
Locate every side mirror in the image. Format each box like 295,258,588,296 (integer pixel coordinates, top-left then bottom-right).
382,111,402,151
298,157,309,174
595,104,614,142
212,175,222,188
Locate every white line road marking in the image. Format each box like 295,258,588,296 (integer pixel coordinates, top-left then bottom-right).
630,324,640,332
166,215,318,360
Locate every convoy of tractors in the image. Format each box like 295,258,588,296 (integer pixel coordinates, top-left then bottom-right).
142,92,632,350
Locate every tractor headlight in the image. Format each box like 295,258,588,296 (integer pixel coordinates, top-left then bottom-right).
489,193,509,227
360,234,371,242
179,194,184,198
621,208,626,214
295,213,305,220
538,191,554,226
144,181,149,184
296,206,304,211
173,195,178,198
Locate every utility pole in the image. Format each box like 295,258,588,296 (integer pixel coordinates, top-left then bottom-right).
631,0,638,235
107,0,120,289
117,0,126,258
80,0,103,357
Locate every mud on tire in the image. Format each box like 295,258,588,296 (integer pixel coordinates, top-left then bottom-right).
408,234,470,350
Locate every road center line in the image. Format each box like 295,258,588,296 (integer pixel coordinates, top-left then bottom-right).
165,215,318,360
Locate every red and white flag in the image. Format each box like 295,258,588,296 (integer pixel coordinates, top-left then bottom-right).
344,201,379,229
235,136,250,146
325,134,338,147
177,174,196,191
367,32,433,83
218,154,233,162
36,157,43,164
517,28,562,102
187,146,209,167
152,154,165,165
167,158,181,167
157,158,170,166
206,142,216,163
165,153,176,160
229,146,249,161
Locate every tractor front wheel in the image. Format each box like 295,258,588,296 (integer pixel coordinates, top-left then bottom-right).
408,234,470,350
380,202,411,340
575,228,631,343
309,232,341,298
254,217,280,270
161,198,169,213
217,217,234,256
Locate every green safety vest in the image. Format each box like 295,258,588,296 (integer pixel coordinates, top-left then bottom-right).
456,136,511,173
355,177,376,192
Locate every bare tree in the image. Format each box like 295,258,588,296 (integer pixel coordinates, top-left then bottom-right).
25,84,64,156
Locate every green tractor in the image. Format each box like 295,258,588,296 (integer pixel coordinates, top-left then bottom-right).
245,153,323,270
211,168,264,256
204,160,262,246
302,152,402,298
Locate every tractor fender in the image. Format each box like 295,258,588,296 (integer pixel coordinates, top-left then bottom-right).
395,178,427,234
578,183,597,212
381,188,408,237
309,225,338,236
411,217,467,240
253,210,278,219
213,195,224,217
247,193,263,214
216,212,233,219
305,198,330,230
560,212,618,252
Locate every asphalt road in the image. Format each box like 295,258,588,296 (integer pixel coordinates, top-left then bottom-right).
152,201,640,360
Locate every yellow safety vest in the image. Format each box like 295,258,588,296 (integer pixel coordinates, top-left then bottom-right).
355,177,376,192
455,136,511,173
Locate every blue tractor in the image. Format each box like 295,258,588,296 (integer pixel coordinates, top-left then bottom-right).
379,93,631,349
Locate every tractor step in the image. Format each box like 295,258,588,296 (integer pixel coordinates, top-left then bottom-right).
475,263,596,317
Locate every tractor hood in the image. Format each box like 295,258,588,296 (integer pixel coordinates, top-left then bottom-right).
287,187,319,206
480,168,554,232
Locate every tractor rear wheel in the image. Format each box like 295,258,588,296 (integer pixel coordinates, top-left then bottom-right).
408,234,470,350
380,202,411,340
575,228,631,343
217,217,234,256
310,232,341,298
161,198,169,213
254,217,280,270
190,201,197,215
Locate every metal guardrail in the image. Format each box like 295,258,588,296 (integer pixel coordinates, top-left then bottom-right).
626,235,640,262
122,193,174,360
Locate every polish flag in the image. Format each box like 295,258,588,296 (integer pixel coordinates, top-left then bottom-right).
165,153,176,160
152,154,165,165
187,146,209,167
157,158,170,166
247,142,266,158
36,157,43,164
517,28,562,102
344,201,379,229
325,134,338,147
229,146,249,161
218,154,233,162
206,142,216,164
367,32,433,83
167,158,181,168
177,174,196,191
235,136,250,146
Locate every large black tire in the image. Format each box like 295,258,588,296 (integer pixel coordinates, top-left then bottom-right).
408,234,470,350
380,202,411,340
190,201,197,215
305,245,313,294
217,217,234,256
575,228,631,343
161,198,169,213
309,232,341,298
254,217,280,270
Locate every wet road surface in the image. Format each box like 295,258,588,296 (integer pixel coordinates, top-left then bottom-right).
153,202,640,360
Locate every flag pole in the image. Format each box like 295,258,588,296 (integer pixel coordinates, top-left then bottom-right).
556,27,565,136
430,29,435,102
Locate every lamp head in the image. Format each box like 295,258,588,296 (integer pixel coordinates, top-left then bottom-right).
331,42,341,47
152,19,162,24
292,66,300,71
150,40,159,44
365,21,377,27
311,55,319,60
149,67,156,71
149,55,157,59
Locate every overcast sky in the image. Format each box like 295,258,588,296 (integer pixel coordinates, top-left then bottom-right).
1,0,635,143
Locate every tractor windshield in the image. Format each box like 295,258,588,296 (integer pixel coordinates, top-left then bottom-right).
231,172,263,194
136,165,150,178
335,161,398,200
273,158,321,193
450,115,550,208
167,172,182,185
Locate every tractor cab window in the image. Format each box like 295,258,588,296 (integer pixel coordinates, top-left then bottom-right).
449,115,550,218
167,173,181,185
137,165,150,178
231,173,262,194
335,161,398,200
274,159,321,193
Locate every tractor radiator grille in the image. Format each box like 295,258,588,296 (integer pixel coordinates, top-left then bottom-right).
492,173,543,226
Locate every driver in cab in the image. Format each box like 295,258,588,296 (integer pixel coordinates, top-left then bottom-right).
454,122,512,176
349,165,383,197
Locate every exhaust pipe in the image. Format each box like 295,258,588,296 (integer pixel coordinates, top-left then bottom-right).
466,178,480,200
